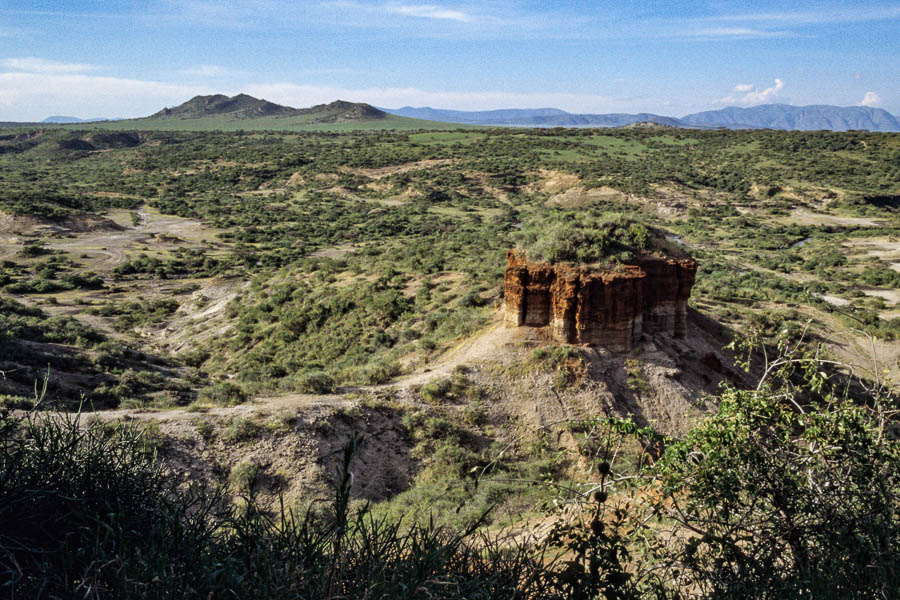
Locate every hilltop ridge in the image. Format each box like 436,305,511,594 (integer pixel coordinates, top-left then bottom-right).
153,93,297,119
44,94,429,132
152,94,388,122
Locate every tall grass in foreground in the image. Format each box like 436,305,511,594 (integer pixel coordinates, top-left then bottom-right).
0,409,629,599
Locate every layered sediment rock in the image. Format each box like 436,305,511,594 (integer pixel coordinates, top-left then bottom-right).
503,250,697,352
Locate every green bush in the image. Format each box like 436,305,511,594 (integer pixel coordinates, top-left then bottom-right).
197,381,248,406
295,370,335,394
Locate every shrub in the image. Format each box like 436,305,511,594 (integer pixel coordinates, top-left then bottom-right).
229,459,263,494
295,370,335,394
222,416,263,443
197,381,248,406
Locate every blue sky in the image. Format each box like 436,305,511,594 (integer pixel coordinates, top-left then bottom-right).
0,1,897,120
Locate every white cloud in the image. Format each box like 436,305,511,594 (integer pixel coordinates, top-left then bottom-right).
0,72,212,121
244,82,654,113
180,64,242,77
860,91,881,107
719,78,784,106
385,4,472,22
0,70,669,121
707,6,900,26
0,57,101,74
697,27,789,38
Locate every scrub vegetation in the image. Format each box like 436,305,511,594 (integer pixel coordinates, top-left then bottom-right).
0,122,898,598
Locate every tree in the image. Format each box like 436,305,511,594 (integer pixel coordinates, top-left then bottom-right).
646,328,900,599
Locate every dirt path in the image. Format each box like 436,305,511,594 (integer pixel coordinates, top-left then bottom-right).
382,312,530,389
93,392,355,423
90,311,530,422
784,209,884,227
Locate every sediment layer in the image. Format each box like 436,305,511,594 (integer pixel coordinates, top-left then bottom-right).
503,250,697,352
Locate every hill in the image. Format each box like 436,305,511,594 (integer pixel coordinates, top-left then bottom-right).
69,94,460,132
151,93,298,119
43,116,110,124
383,106,685,128
382,106,569,124
383,103,900,132
681,104,900,132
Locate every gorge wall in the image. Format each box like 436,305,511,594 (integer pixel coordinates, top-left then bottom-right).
503,250,697,352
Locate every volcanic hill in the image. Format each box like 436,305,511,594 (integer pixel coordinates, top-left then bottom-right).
77,94,444,132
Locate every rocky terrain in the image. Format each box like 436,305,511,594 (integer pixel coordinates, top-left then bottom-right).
503,250,697,352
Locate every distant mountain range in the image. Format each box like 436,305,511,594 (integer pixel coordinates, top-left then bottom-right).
43,116,112,124
382,103,900,132
380,106,685,128
34,96,900,132
678,104,900,131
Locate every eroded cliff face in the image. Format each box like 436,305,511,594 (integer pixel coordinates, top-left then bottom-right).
503,250,697,352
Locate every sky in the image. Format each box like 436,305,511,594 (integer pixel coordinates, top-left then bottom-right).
0,0,898,121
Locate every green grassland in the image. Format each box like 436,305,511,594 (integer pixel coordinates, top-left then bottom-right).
64,112,475,132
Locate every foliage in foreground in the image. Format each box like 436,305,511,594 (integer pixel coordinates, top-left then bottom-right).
0,411,629,599
636,329,900,599
1,333,898,599
647,388,900,598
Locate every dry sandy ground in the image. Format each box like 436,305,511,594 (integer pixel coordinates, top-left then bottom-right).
843,237,900,272
342,158,458,180
785,209,883,227
0,206,224,271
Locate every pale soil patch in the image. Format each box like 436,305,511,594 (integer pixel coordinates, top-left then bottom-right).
94,394,418,504
527,169,581,194
546,186,626,208
0,209,123,236
784,209,882,227
286,172,305,187
364,180,393,193
818,294,851,307
342,158,458,180
31,205,224,271
386,312,522,389
842,237,900,271
313,173,339,183
159,278,247,355
862,289,900,305
483,184,511,202
309,243,356,259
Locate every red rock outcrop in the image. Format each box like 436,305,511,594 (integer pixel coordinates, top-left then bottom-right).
503,250,697,352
